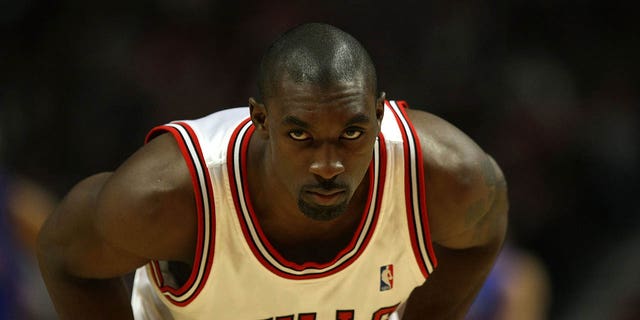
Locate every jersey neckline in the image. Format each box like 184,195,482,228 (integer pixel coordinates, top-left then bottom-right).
226,119,387,279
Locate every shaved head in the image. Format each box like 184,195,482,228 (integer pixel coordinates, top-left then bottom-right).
256,23,377,102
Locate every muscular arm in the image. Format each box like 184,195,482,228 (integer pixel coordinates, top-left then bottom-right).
37,133,196,319
401,110,509,319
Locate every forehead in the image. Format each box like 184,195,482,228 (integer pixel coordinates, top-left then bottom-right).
267,77,376,119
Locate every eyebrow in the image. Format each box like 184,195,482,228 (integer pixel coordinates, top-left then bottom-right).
345,113,371,126
282,113,371,128
282,115,310,128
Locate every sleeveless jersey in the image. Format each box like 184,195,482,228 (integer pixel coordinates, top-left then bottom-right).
131,100,437,319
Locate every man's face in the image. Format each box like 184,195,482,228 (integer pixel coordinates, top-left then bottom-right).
254,77,383,221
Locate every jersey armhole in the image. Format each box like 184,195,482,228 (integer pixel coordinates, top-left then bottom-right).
385,100,438,279
143,123,216,306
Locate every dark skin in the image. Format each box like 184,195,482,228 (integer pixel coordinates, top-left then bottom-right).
246,76,385,263
38,75,507,319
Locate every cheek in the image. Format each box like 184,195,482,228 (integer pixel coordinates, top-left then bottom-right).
270,141,307,188
349,154,374,181
348,137,377,163
343,143,377,178
271,141,304,169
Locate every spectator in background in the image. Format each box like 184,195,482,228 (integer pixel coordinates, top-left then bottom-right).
466,242,551,320
0,171,57,319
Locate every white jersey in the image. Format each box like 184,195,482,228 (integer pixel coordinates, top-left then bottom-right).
132,100,437,319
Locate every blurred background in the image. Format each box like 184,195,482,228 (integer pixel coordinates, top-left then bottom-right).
1,0,638,319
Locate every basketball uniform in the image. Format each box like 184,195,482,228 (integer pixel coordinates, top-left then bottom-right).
131,100,437,319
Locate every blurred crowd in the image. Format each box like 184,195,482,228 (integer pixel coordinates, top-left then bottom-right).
1,0,638,319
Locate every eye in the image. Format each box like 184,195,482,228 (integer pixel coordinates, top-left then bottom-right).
289,130,311,141
341,129,363,140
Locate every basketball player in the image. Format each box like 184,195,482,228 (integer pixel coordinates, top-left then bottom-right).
38,23,508,319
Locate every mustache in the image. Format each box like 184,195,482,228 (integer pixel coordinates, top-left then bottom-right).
302,179,348,191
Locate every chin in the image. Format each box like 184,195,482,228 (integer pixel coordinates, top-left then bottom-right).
298,200,349,221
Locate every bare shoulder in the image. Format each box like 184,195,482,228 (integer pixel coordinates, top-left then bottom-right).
38,132,198,280
405,109,507,247
404,108,491,196
97,132,197,263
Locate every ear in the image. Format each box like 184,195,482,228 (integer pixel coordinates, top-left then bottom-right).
375,91,386,125
249,97,268,135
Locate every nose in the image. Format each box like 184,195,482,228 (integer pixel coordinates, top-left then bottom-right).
309,143,345,180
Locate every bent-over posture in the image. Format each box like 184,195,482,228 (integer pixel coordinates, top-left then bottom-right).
38,23,508,319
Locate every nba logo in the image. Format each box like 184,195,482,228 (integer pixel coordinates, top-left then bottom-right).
380,265,393,291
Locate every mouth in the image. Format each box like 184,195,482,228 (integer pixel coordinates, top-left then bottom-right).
305,189,346,206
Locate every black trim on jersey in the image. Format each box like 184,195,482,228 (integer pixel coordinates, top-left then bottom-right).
386,100,437,278
227,119,387,279
144,122,215,306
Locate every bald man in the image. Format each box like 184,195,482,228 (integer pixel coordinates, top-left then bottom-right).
38,23,508,319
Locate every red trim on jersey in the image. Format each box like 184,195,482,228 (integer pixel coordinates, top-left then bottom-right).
372,303,400,320
144,123,216,306
395,102,438,270
386,102,428,277
226,119,387,279
386,100,438,278
226,119,264,273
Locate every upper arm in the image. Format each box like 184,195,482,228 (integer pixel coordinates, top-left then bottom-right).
38,133,197,279
440,154,508,249
407,109,508,250
96,132,197,265
399,109,508,318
